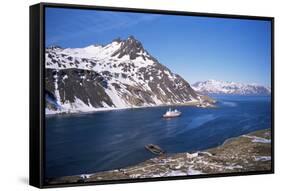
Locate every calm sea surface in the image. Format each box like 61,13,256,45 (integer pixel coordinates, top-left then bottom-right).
45,95,271,178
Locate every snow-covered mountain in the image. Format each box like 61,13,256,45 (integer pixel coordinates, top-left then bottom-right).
192,79,271,95
45,36,214,114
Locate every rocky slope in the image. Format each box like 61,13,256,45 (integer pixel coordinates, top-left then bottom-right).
192,79,271,95
47,129,271,184
45,36,214,114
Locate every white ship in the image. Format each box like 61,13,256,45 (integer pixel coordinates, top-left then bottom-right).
163,108,181,118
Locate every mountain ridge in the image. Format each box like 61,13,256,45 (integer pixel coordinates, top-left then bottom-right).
192,79,271,95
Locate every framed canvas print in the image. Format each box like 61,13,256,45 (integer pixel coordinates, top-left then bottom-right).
29,2,274,188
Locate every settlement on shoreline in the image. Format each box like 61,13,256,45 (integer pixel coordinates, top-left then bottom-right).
47,128,271,184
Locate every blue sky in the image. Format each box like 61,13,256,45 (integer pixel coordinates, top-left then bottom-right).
46,8,271,86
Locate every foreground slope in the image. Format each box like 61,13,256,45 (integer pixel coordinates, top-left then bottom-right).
47,128,271,183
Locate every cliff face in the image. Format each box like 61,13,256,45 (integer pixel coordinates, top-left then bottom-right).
45,36,214,114
47,129,271,184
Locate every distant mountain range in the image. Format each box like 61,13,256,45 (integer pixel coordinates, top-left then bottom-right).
45,36,214,114
192,79,271,96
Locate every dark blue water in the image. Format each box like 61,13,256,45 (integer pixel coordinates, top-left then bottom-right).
45,95,271,178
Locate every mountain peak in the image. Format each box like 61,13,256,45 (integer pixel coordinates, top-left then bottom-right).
111,35,146,60
123,35,142,48
112,36,137,43
127,35,136,40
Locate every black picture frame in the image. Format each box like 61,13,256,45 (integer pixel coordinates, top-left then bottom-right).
30,2,275,188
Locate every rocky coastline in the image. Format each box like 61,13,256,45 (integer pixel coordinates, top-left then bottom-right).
47,128,271,184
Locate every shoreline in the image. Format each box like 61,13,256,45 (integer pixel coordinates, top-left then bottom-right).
46,100,216,116
46,128,271,184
